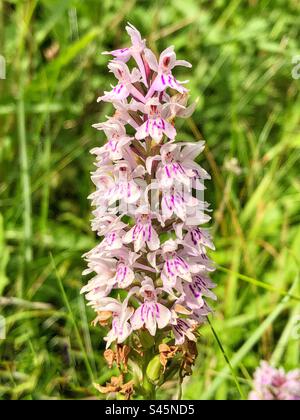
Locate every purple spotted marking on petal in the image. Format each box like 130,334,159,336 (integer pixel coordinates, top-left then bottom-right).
117,265,128,285
141,304,145,322
127,182,131,198
132,225,138,240
165,165,171,178
106,232,116,246
108,139,118,152
190,230,198,246
116,84,123,94
189,284,200,298
166,260,175,277
148,224,152,241
176,163,185,174
172,256,189,272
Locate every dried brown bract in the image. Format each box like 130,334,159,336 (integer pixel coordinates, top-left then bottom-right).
92,311,112,327
159,343,179,372
116,344,131,372
180,340,198,377
94,374,134,400
103,345,131,372
103,349,115,369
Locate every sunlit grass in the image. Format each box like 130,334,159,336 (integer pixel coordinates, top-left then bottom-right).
0,0,300,400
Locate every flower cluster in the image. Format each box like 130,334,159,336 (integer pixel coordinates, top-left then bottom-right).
81,24,215,360
249,361,300,400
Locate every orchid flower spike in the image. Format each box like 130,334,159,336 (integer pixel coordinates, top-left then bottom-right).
82,23,216,399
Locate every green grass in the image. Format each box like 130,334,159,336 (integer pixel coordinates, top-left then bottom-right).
1,0,300,400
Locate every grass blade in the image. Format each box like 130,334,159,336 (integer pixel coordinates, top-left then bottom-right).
218,265,300,301
201,275,299,400
207,317,246,400
50,253,95,384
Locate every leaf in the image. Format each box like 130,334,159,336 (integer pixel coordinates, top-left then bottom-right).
0,214,9,295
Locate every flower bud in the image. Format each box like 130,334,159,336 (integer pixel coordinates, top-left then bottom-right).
146,355,162,383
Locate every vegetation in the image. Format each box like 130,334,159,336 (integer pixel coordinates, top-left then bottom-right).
0,0,300,400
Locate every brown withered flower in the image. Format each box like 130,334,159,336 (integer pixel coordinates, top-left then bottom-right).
159,343,179,372
92,311,112,327
94,374,134,400
103,349,115,369
115,344,131,372
103,345,131,372
104,344,130,372
180,340,198,377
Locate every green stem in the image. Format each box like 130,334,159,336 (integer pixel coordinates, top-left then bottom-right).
142,349,156,400
207,317,246,400
142,373,156,400
17,81,32,297
177,375,183,400
39,113,51,242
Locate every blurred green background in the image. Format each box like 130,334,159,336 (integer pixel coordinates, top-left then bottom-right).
1,0,300,400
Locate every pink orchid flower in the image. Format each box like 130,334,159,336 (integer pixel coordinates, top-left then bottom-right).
135,98,176,143
107,162,143,205
192,301,213,322
249,361,300,400
111,101,140,130
182,273,216,311
91,214,126,250
161,185,199,222
171,317,197,346
131,278,171,336
81,248,139,302
91,162,142,210
103,23,148,87
91,120,133,161
163,92,197,120
123,206,160,252
146,142,208,189
97,60,145,103
160,240,197,290
92,293,136,349
183,226,215,254
145,46,191,98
